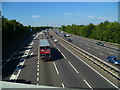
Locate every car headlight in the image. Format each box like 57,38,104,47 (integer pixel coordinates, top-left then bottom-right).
115,62,118,64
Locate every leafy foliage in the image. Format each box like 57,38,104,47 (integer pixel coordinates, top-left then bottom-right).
61,21,120,44
2,16,52,41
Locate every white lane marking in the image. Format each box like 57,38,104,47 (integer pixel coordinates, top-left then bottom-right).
58,42,119,89
37,68,39,71
37,61,39,64
56,47,67,59
37,65,39,68
51,40,67,59
61,52,67,59
99,53,103,56
56,47,60,52
30,52,33,56
53,63,59,75
1,44,24,69
37,83,39,85
37,72,39,76
84,79,93,90
61,83,65,88
37,77,39,81
95,47,98,49
9,46,32,81
68,61,79,73
109,52,113,55
114,50,117,52
87,48,90,49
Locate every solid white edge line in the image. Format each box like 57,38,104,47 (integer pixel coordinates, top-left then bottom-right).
53,63,59,75
84,79,93,90
50,39,67,59
58,42,119,89
68,61,79,73
61,83,65,88
61,52,67,59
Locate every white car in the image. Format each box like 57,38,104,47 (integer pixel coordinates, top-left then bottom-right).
53,39,58,42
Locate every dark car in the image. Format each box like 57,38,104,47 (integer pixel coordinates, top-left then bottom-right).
50,35,52,38
96,42,104,46
106,56,120,65
67,39,72,42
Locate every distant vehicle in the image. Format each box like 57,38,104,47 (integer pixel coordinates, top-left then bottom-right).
53,39,58,43
50,35,52,38
39,39,51,61
96,42,104,46
61,31,63,33
106,56,120,65
64,34,71,37
67,39,72,42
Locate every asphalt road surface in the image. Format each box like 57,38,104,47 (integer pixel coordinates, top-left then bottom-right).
2,30,120,89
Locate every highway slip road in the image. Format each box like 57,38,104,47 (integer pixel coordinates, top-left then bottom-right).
1,30,120,90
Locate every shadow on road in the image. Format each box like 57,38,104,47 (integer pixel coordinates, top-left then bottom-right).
45,47,64,62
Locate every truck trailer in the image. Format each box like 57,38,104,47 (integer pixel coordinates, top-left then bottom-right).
39,39,51,61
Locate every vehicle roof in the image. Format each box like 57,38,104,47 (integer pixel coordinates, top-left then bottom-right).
39,39,50,47
108,56,117,58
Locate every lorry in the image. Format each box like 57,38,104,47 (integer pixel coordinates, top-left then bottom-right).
39,39,51,61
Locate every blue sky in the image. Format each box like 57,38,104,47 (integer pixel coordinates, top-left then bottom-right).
2,2,118,27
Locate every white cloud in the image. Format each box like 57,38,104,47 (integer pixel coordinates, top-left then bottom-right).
64,12,72,16
87,15,115,21
32,15,41,18
97,17,114,20
88,15,96,19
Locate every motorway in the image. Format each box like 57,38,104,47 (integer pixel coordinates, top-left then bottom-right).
1,30,120,89
53,29,119,68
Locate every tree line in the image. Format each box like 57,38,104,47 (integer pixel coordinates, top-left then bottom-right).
60,21,120,44
2,16,52,42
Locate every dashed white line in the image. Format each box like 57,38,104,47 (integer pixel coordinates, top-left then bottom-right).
68,61,79,73
37,65,39,68
58,42,119,89
53,63,59,75
37,61,39,64
109,52,113,54
37,77,39,81
84,79,93,90
37,68,39,72
87,48,90,49
37,72,39,76
61,83,65,88
95,47,98,49
99,53,103,55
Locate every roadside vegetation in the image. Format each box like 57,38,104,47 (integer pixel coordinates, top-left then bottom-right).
2,16,52,42
60,21,120,44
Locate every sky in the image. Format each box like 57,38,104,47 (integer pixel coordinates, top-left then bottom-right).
2,2,118,27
